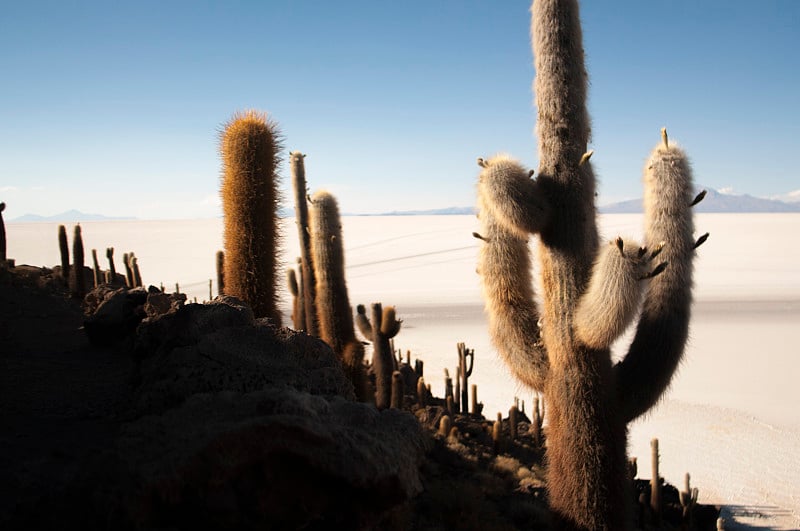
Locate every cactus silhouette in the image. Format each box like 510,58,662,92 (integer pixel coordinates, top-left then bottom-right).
215,250,225,296
220,110,282,322
91,249,101,287
58,225,70,280
308,190,366,398
71,225,85,298
106,247,116,281
474,1,707,528
290,151,318,335
356,302,402,409
0,202,6,262
456,342,474,414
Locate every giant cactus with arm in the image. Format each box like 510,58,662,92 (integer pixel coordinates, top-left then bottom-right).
474,1,707,529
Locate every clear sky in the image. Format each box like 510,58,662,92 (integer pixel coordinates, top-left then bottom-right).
1,0,798,219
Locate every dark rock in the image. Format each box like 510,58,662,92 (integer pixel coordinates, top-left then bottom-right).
82,286,148,346
115,389,427,530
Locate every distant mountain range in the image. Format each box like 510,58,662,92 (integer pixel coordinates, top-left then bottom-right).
372,187,800,216
9,188,800,221
599,186,800,213
10,209,137,223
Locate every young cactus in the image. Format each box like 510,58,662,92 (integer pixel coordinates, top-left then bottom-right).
220,110,282,322
356,302,402,409
474,1,708,528
309,190,366,398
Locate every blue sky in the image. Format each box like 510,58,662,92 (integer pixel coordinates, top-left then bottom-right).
1,0,798,219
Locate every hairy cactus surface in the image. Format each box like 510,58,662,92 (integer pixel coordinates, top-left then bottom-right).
220,110,282,322
309,190,366,398
290,151,318,335
356,303,402,409
475,2,707,529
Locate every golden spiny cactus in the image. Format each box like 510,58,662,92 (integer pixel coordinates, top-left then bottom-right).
219,110,282,322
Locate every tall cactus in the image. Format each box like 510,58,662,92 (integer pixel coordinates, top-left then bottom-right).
356,302,402,409
71,225,85,298
58,224,70,280
456,342,474,414
0,202,6,263
308,190,366,399
106,247,116,282
220,110,282,322
290,151,318,335
91,249,101,287
474,1,707,529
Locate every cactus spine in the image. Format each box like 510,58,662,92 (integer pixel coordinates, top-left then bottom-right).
220,110,282,322
475,2,707,528
58,225,70,280
309,190,366,398
290,151,318,335
71,225,85,298
356,302,402,409
456,342,474,414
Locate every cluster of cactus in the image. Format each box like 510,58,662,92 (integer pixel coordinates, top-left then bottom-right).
474,1,707,528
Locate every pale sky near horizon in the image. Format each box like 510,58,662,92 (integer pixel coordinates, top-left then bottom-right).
1,1,798,220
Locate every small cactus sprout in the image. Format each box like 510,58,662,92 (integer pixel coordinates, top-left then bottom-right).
106,247,116,281
650,438,661,521
716,517,726,530
71,225,85,298
438,415,452,438
417,377,427,406
58,224,70,280
0,202,6,262
443,368,454,405
91,249,101,287
215,250,225,296
220,110,282,322
356,302,402,409
457,342,475,414
492,414,502,454
286,267,303,330
390,370,403,409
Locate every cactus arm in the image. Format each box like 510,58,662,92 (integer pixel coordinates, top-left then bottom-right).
476,157,551,238
476,157,549,391
355,304,373,339
464,345,474,377
0,202,6,262
380,306,401,338
615,131,706,422
573,237,662,350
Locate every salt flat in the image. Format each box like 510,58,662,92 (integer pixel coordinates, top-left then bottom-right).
7,213,800,529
